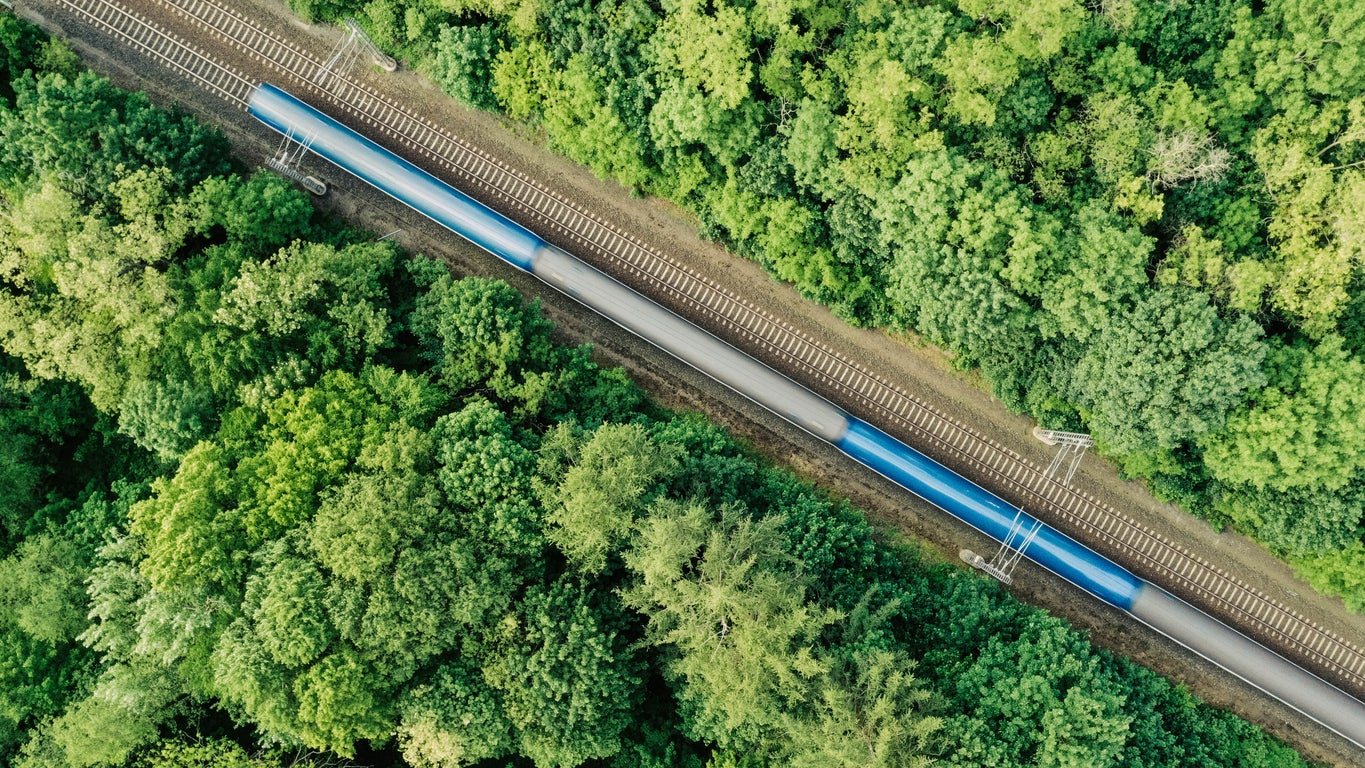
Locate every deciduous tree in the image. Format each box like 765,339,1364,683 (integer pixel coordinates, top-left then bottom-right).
432,397,542,561
0,71,229,207
397,657,513,768
880,150,1037,368
1202,335,1365,491
1070,287,1266,454
129,442,246,600
623,500,836,751
546,422,682,574
484,578,643,767
941,616,1130,768
431,24,504,111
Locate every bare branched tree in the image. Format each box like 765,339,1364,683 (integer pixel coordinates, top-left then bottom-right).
1088,0,1136,33
1148,131,1232,189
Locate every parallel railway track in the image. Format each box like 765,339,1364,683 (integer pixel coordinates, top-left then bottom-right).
33,0,1365,701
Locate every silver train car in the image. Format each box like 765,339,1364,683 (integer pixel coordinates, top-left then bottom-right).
248,83,1365,752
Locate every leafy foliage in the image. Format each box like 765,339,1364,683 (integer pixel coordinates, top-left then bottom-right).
1202,335,1365,491
484,577,644,767
545,422,682,574
397,657,513,768
430,23,503,111
0,71,229,206
1070,288,1266,455
940,616,1131,767
624,500,837,751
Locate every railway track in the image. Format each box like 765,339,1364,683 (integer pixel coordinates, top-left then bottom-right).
33,0,1365,699
47,0,251,103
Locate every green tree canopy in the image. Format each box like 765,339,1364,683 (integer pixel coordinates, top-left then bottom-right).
545,421,682,574
1203,335,1365,492
396,657,514,768
128,442,246,600
1218,479,1365,554
0,71,229,206
623,500,836,752
942,616,1131,768
1071,287,1266,454
431,23,504,112
483,577,643,767
880,150,1038,368
781,648,939,768
432,396,543,561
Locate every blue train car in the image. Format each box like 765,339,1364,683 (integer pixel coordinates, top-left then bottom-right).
838,418,1143,609
248,83,543,271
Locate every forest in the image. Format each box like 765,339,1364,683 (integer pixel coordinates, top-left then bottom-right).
0,11,1325,768
285,0,1365,611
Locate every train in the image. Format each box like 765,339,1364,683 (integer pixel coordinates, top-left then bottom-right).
247,82,1365,752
